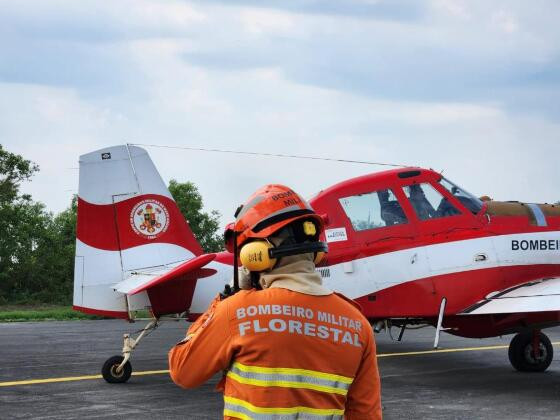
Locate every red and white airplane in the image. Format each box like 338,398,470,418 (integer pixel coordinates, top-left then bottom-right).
74,145,560,383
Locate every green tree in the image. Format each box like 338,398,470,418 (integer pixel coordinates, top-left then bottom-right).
0,146,50,303
168,180,223,253
0,144,39,204
0,198,52,303
33,196,77,303
0,146,78,305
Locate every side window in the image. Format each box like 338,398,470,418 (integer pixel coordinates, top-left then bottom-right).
403,183,461,221
339,189,408,231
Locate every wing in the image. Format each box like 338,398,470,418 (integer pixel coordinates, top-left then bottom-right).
460,277,560,315
114,253,217,295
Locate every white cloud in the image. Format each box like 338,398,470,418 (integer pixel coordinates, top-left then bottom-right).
0,0,559,224
0,83,128,211
240,8,296,35
491,10,519,34
430,0,471,20
128,0,206,27
0,0,206,40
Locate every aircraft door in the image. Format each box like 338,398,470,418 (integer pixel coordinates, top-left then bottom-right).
331,187,425,297
400,181,500,304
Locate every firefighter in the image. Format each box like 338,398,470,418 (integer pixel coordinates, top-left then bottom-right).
168,185,382,419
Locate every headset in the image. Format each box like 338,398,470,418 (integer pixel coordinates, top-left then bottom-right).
239,220,328,272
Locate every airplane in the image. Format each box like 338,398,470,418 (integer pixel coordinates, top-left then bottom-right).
73,144,560,383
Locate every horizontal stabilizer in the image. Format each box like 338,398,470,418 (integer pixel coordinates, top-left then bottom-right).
114,253,216,296
460,277,560,315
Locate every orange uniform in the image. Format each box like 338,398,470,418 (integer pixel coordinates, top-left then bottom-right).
169,288,382,419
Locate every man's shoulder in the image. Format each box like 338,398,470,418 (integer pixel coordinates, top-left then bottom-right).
225,288,364,316
225,289,251,299
224,289,259,307
332,292,364,314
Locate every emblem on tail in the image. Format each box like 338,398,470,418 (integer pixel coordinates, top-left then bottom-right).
130,199,170,239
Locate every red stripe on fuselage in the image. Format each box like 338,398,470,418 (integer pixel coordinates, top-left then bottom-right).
356,264,560,319
323,215,560,266
77,195,202,254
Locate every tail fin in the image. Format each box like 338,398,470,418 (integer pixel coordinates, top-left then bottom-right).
73,145,203,317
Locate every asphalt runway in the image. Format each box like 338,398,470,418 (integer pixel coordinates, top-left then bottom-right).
1,320,560,419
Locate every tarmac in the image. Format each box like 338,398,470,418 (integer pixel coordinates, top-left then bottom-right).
1,320,560,419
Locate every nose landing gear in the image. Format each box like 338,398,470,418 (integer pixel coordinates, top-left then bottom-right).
508,330,553,372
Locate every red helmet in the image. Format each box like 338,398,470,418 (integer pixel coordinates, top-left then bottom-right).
234,184,324,247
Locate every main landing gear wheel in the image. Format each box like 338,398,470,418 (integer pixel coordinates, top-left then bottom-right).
508,331,553,372
102,355,132,383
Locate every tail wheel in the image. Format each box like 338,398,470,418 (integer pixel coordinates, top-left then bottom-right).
508,331,553,372
102,355,132,383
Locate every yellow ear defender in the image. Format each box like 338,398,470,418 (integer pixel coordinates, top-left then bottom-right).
239,240,277,272
240,240,326,271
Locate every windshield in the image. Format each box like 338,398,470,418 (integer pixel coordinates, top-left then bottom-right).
403,183,461,220
439,177,483,214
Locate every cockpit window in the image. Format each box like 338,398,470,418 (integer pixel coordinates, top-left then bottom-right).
439,178,483,214
403,183,461,221
339,189,408,231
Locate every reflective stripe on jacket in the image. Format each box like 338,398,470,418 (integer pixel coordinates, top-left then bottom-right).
168,288,381,419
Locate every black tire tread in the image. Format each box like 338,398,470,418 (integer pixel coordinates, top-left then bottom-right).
508,332,553,372
102,355,132,383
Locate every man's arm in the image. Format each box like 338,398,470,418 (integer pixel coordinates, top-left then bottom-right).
168,296,234,389
345,326,382,419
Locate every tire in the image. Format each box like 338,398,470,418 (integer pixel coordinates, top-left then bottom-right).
102,355,132,383
508,332,553,372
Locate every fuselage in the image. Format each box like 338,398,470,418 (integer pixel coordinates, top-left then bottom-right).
189,168,560,338
76,147,560,339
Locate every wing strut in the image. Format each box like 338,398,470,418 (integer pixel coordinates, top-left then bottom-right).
433,297,450,349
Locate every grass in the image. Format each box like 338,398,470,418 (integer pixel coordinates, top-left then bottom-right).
0,305,106,322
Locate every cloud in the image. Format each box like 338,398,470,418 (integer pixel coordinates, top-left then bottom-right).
190,0,426,22
0,0,205,43
0,0,205,91
240,9,296,35
177,2,560,120
2,0,558,114
0,0,559,221
430,0,471,20
0,83,128,211
492,10,519,34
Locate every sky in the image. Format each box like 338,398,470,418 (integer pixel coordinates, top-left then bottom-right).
1,0,559,228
